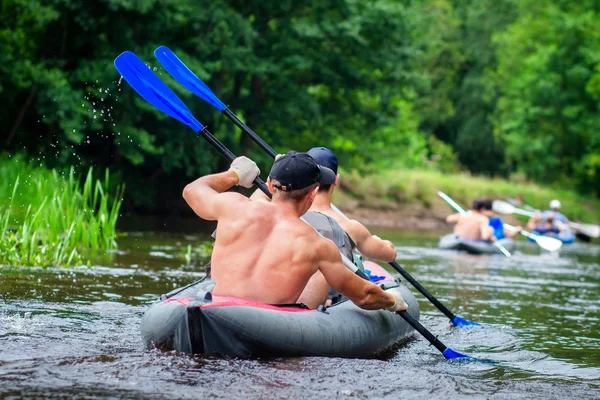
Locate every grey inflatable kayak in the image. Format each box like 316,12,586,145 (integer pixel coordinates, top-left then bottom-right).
141,264,419,358
438,233,514,255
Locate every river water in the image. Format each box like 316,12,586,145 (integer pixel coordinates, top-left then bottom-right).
1,220,599,399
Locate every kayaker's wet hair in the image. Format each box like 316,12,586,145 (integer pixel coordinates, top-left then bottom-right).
318,183,333,193
271,179,319,201
472,198,493,211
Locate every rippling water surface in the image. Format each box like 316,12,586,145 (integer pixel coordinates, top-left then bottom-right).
1,224,599,399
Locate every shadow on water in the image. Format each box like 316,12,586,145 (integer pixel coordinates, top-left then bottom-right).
1,222,599,399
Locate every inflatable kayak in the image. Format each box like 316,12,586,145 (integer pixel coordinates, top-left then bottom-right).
141,262,420,358
530,229,575,244
438,234,514,255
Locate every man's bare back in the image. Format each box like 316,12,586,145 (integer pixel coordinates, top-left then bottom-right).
211,198,329,304
446,198,495,242
451,212,490,241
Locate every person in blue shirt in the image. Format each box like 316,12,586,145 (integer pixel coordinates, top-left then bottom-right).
485,199,522,239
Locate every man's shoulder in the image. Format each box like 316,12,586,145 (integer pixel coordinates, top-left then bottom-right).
338,218,364,232
217,192,264,217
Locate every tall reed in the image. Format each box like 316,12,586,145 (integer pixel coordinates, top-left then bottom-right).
0,156,124,267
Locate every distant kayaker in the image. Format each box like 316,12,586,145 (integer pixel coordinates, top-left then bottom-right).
306,147,397,263
445,199,496,241
182,151,408,312
526,200,569,234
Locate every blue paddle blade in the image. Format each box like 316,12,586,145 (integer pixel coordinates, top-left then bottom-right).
154,46,227,112
442,347,471,360
114,51,204,132
451,315,481,327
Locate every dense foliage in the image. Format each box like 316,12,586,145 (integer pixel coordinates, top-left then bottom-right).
0,156,124,267
1,0,598,210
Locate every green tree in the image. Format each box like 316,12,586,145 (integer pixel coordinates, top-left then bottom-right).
1,0,423,210
492,0,600,194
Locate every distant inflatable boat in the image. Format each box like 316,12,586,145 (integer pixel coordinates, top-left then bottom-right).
141,262,420,358
438,234,514,255
529,230,575,244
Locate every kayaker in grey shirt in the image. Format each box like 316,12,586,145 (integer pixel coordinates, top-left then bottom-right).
306,147,397,262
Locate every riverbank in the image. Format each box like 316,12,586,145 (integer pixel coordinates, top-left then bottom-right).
332,169,600,231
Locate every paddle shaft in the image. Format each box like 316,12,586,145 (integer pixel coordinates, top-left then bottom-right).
399,310,447,354
197,127,270,194
223,109,278,158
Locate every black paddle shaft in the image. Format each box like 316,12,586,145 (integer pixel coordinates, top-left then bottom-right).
398,310,447,354
221,110,460,323
390,262,456,321
223,109,278,158
197,126,271,197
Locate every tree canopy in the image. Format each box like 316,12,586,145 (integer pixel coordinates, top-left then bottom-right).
2,0,598,210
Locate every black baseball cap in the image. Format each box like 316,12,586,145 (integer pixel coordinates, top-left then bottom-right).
269,151,336,191
307,147,338,174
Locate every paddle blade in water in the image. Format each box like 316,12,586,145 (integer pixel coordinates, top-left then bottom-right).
442,347,471,360
154,46,227,112
114,51,204,132
451,315,481,327
535,235,563,252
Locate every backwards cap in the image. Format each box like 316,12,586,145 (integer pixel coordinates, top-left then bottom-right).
307,147,338,175
269,151,336,192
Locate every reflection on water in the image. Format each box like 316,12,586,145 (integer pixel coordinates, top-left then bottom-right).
1,227,599,399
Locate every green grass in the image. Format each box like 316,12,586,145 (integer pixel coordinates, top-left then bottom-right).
0,156,124,267
339,169,600,223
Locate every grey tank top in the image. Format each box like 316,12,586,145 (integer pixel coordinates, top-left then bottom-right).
302,211,356,262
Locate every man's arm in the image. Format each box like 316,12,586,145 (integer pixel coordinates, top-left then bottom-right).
480,217,495,241
341,219,396,262
316,239,406,311
526,214,540,231
182,156,259,221
446,213,461,224
503,226,522,238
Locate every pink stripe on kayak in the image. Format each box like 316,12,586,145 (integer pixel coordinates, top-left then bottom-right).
363,260,395,282
163,297,195,307
200,295,315,313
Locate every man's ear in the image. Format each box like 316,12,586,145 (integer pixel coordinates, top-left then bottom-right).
334,174,340,187
266,177,275,195
308,185,319,202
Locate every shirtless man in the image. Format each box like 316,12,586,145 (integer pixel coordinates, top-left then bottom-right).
306,147,397,262
182,151,407,312
446,199,495,241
